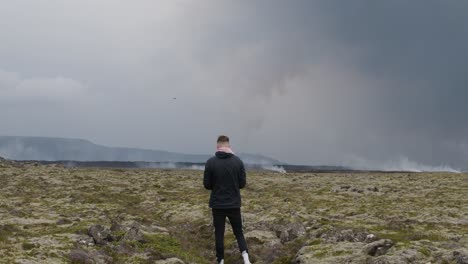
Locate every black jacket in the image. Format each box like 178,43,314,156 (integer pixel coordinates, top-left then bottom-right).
203,152,246,209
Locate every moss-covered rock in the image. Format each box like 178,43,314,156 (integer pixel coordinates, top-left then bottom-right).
0,161,466,263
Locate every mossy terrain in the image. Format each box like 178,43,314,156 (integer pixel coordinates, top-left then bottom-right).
0,160,467,263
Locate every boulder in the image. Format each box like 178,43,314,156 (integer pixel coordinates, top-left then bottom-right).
110,221,126,233
363,239,394,256
121,226,145,243
68,249,96,264
109,221,127,241
88,225,111,245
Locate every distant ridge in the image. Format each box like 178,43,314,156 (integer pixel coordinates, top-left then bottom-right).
0,136,282,165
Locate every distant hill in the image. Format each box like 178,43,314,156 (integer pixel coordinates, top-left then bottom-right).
0,136,282,165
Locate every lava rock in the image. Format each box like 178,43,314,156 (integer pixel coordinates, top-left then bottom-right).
453,250,468,264
277,223,306,243
110,221,126,233
364,239,394,256
88,225,112,245
69,249,95,264
294,245,314,264
245,230,281,246
318,227,370,243
109,221,127,241
121,226,145,243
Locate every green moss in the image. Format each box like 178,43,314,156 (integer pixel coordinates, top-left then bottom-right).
63,222,91,235
418,246,431,257
125,234,209,264
309,239,322,245
408,231,446,241
313,250,328,258
101,245,126,263
273,256,293,264
47,252,60,258
26,248,40,257
0,224,20,242
332,249,353,256
0,163,467,262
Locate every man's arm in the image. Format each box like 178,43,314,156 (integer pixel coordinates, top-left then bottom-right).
239,160,246,189
203,161,213,190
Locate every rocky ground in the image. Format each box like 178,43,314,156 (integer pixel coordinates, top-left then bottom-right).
0,158,467,263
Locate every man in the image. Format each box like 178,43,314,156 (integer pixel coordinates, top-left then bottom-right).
204,135,251,264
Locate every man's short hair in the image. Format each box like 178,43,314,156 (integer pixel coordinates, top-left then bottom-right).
217,135,230,143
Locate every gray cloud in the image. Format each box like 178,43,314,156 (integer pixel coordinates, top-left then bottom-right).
1,1,467,170
0,69,86,102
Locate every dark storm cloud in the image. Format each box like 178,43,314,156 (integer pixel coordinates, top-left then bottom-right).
318,0,468,124
0,1,467,170
309,1,468,168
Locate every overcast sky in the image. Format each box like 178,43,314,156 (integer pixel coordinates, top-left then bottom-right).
1,0,467,170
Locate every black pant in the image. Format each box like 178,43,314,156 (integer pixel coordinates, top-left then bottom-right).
212,208,248,261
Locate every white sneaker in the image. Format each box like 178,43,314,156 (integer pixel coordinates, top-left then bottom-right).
242,251,251,264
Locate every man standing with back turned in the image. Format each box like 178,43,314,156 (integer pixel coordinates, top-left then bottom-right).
204,135,251,264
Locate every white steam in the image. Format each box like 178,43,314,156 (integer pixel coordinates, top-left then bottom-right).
188,165,205,170
345,156,461,173
261,165,286,173
136,162,205,171
136,162,176,169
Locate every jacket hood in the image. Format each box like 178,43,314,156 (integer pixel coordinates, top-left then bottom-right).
215,151,234,159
